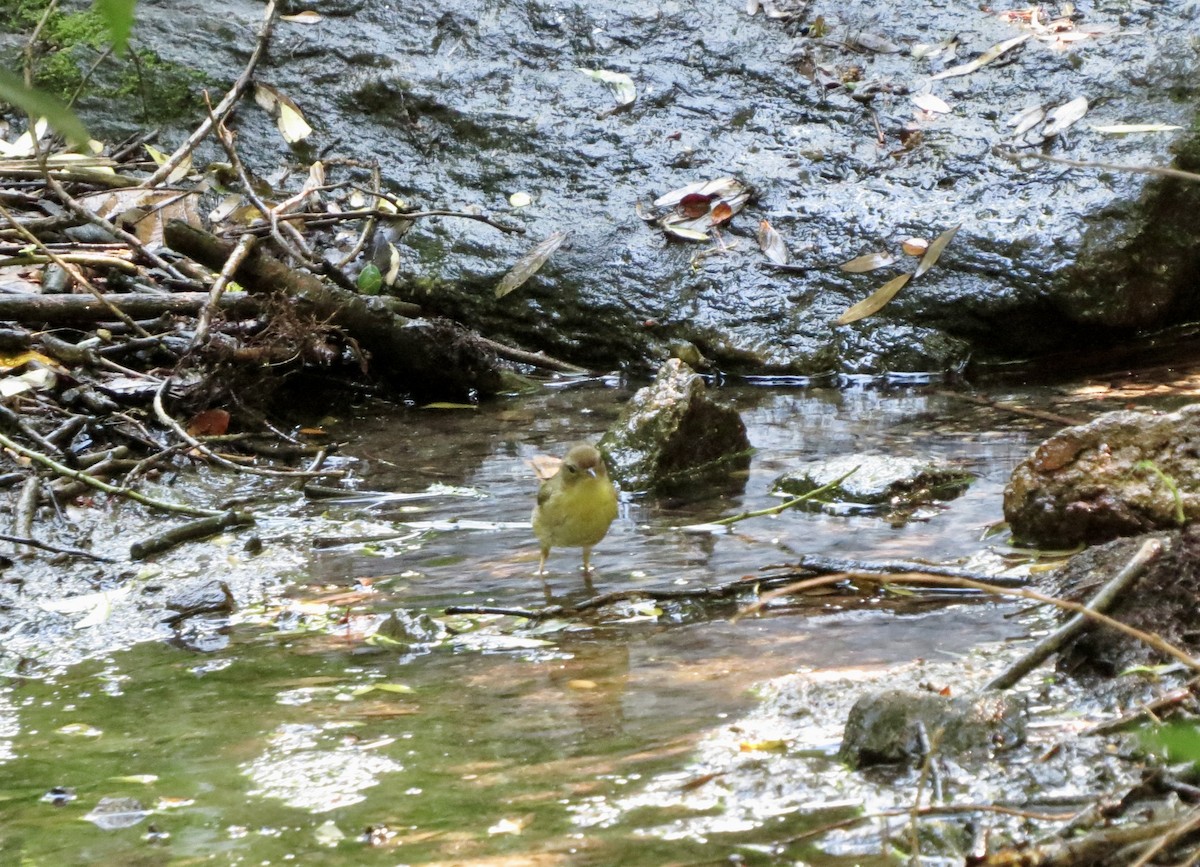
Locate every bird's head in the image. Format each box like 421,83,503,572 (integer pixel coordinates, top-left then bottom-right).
561,444,607,482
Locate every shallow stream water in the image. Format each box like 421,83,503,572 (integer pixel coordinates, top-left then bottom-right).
0,377,1157,864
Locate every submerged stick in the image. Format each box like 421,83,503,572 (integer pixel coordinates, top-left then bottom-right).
130,510,254,560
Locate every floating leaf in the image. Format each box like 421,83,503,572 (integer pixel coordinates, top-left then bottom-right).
357,263,382,295
839,251,894,273
912,93,951,114
421,402,478,410
1091,123,1182,134
756,220,788,265
508,191,533,208
1041,96,1088,138
710,201,733,226
494,230,568,298
281,11,322,23
836,272,913,325
901,237,929,257
930,33,1030,80
577,68,636,105
913,224,960,279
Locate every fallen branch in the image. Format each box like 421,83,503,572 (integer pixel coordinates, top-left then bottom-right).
0,430,223,518
985,538,1162,690
130,510,254,560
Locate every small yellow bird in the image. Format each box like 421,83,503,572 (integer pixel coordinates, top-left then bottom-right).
531,444,619,575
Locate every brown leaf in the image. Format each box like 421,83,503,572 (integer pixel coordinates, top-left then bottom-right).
187,409,230,437
756,220,788,265
839,251,894,273
710,201,733,226
679,192,715,218
835,272,912,325
912,224,960,279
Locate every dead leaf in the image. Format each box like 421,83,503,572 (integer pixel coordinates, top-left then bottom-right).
494,231,568,298
1008,104,1047,137
836,272,913,325
929,33,1031,80
530,454,562,481
710,201,733,226
253,82,313,143
187,408,231,437
280,11,321,23
756,220,788,265
662,224,710,242
913,224,960,279
911,93,951,114
851,32,901,54
1091,123,1182,134
839,251,894,273
577,68,636,105
679,193,715,218
1040,96,1088,138
901,237,928,256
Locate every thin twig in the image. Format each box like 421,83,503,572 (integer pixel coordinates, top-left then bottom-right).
0,199,151,337
986,538,1162,690
0,531,115,562
994,146,1200,185
151,379,345,479
140,0,279,188
476,336,591,374
936,389,1087,426
0,430,223,518
714,467,860,525
190,231,256,349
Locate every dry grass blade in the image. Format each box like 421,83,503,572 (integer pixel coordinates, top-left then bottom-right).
930,33,1031,81
913,223,960,278
835,272,911,325
494,230,568,299
839,251,895,273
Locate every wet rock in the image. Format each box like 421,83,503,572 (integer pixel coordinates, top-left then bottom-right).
1045,528,1200,679
1004,404,1200,547
46,0,1200,377
598,359,750,492
840,688,1026,768
373,609,447,650
774,454,971,517
164,579,235,624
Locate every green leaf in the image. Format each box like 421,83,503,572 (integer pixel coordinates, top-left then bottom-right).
0,71,91,148
357,263,382,295
93,0,139,55
1142,723,1200,763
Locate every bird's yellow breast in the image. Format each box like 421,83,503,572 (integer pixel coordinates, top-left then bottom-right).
532,474,618,549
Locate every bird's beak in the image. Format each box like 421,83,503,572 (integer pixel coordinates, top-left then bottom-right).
586,467,597,478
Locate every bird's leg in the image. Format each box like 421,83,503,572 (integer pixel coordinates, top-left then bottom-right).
582,546,593,574
538,546,550,576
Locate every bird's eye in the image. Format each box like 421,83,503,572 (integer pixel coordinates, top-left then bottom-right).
566,464,578,474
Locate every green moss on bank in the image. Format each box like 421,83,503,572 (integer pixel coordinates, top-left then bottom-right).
0,0,208,122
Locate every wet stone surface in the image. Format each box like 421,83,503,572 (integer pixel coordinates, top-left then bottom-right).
63,0,1200,375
